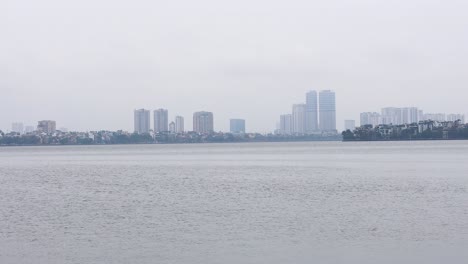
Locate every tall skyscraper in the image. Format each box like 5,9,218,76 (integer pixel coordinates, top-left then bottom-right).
292,104,306,134
193,111,214,133
134,109,150,134
280,114,293,135
319,90,336,132
11,122,24,134
37,120,56,134
175,116,184,133
153,109,169,132
305,91,318,133
230,119,246,133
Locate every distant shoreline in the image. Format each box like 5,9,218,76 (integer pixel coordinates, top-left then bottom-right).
0,138,342,147
342,138,468,142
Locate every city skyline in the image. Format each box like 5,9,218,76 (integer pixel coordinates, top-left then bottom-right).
2,0,468,133
360,107,466,127
2,1,468,263
4,97,467,134
279,90,337,135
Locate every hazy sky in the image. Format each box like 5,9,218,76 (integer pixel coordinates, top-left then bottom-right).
2,0,467,132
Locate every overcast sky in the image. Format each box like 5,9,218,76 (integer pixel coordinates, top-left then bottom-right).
1,0,467,132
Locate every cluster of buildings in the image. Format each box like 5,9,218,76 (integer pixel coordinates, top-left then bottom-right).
9,120,59,135
133,109,186,134
278,90,337,135
344,120,468,141
134,109,246,135
359,107,465,127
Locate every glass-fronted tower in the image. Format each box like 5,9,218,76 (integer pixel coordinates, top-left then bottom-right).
319,90,336,132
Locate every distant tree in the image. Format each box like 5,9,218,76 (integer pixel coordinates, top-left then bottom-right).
77,137,93,145
420,129,433,139
342,130,355,141
400,129,412,140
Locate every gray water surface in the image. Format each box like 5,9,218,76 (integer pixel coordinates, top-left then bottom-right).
1,141,468,264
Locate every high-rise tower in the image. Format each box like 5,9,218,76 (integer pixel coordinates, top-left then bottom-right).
292,104,306,134
305,91,318,133
153,109,169,132
319,90,336,132
193,111,214,133
175,116,184,133
134,109,150,134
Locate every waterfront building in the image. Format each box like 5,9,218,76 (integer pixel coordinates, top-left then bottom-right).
11,122,24,134
401,107,419,124
175,116,184,133
418,110,424,122
153,109,169,132
305,91,319,133
319,90,336,132
345,120,468,141
280,114,293,135
24,126,35,134
169,121,176,133
360,112,381,127
193,111,214,133
447,114,465,123
381,107,402,125
37,120,56,134
424,113,446,122
292,104,306,134
230,119,246,133
134,109,150,134
344,120,356,131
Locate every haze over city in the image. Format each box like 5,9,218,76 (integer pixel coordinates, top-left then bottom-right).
2,0,468,132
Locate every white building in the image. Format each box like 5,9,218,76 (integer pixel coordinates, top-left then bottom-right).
37,120,56,134
175,116,184,133
401,107,419,124
280,114,293,135
319,90,336,132
447,114,465,123
381,107,402,125
424,113,446,122
292,104,306,134
418,110,424,122
134,109,150,134
305,90,319,133
360,112,381,127
11,122,24,134
153,109,169,132
193,111,214,133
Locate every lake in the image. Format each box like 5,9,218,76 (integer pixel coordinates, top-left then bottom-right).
1,141,467,263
